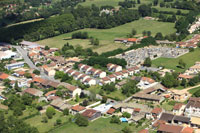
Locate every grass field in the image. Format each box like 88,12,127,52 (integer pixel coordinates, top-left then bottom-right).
25,111,71,133
78,0,123,8
152,48,200,72
37,19,175,53
188,86,200,94
50,117,151,133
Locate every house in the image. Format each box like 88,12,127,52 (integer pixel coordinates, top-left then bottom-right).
50,98,71,111
5,62,25,70
184,97,200,117
115,80,127,89
171,89,190,102
43,66,56,77
107,108,116,115
72,71,82,80
178,74,194,81
108,74,116,82
59,82,81,97
77,74,90,82
71,105,86,115
188,62,200,74
101,77,111,84
94,71,106,78
83,78,96,86
159,113,174,123
121,70,129,78
151,107,163,120
45,90,57,99
157,124,184,133
114,72,123,80
173,103,185,115
181,127,194,133
137,77,155,89
191,117,200,128
24,88,43,97
81,109,101,121
173,115,190,125
107,63,122,72
0,73,9,80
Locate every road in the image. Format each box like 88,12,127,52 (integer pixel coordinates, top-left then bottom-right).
14,46,57,81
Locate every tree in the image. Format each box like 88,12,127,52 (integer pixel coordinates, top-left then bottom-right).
101,96,107,103
138,4,151,17
161,73,176,88
155,32,163,40
33,69,40,75
56,119,62,125
131,28,137,36
75,94,79,102
110,115,121,124
122,80,139,96
46,107,56,119
75,114,89,126
137,0,140,4
178,59,186,69
142,30,147,36
147,31,151,36
63,108,69,115
122,126,132,133
181,78,187,87
14,81,21,92
143,57,152,67
122,112,131,118
153,0,158,6
44,46,50,50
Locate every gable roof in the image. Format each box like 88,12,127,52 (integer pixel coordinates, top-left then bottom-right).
186,97,200,109
45,90,57,97
173,103,184,110
151,107,162,114
181,127,194,133
81,109,98,118
159,113,174,122
71,105,86,112
158,124,183,133
0,73,9,80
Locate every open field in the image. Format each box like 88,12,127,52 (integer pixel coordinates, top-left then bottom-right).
36,19,175,53
25,110,71,133
152,48,200,72
78,0,123,8
50,117,151,133
188,86,200,94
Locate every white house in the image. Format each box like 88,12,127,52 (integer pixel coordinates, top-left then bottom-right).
94,71,106,78
43,67,56,77
5,62,25,70
108,74,116,82
114,72,123,80
107,63,122,72
121,70,129,78
0,50,16,60
83,78,96,86
101,77,111,84
173,103,186,115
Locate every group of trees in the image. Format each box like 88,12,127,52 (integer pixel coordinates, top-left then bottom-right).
59,43,98,58
0,4,140,43
72,32,89,39
0,112,39,133
54,71,73,82
143,57,152,67
121,80,140,96
161,72,179,88
118,0,136,8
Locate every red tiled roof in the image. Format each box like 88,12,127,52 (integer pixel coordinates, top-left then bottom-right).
173,103,184,110
152,120,166,127
0,73,9,80
139,129,148,133
107,108,115,114
158,124,183,133
141,77,155,83
181,127,194,133
127,38,137,42
45,90,57,97
151,107,162,114
24,88,41,95
134,108,141,112
82,109,97,118
178,74,194,79
102,77,110,81
71,105,86,112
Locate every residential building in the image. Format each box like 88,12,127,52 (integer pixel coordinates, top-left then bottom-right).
5,62,25,70
81,109,101,121
184,97,200,117
71,105,86,115
173,103,186,115
107,63,122,72
24,88,43,97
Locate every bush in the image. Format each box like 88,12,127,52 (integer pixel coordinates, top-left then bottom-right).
56,119,62,125
122,112,131,118
63,108,69,116
110,115,121,124
75,114,89,126
46,107,56,119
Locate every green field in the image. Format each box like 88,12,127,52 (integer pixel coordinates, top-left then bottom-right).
78,0,123,8
50,117,151,133
25,111,71,133
152,48,200,72
36,19,175,53
188,86,200,94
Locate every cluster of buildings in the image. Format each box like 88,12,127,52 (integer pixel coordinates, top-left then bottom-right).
115,46,189,67
114,36,147,45
188,18,200,34
176,34,200,48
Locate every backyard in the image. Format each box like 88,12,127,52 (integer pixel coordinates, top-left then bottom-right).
152,48,200,72
36,19,176,53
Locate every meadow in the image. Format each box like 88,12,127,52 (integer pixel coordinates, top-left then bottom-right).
36,19,176,53
152,48,200,72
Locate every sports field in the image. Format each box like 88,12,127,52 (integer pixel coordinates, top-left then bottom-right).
36,19,176,53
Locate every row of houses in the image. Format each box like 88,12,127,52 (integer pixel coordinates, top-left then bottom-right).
114,36,148,45
176,34,200,48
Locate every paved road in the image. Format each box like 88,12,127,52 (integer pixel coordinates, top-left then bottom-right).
14,46,57,81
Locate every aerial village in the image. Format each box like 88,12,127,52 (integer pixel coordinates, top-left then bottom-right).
0,32,200,133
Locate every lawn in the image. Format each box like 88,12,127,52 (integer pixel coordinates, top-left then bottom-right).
188,86,200,94
36,19,175,53
25,110,71,133
50,117,151,133
152,48,200,72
